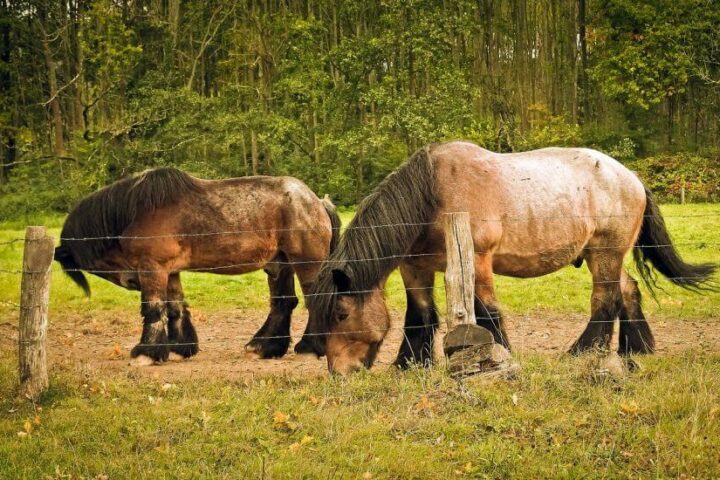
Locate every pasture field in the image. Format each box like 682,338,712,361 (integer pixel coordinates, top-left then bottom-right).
0,204,719,478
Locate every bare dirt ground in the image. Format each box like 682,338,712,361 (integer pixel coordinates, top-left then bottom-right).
2,308,719,382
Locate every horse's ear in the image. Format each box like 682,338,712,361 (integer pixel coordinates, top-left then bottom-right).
332,268,352,293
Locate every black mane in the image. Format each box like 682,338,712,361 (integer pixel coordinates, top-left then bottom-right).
301,146,439,354
54,167,202,294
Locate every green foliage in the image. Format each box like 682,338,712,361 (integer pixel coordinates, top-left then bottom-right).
1,0,719,215
629,152,720,202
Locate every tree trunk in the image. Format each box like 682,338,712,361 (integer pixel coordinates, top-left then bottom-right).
39,19,65,155
251,129,259,175
577,0,588,124
0,0,14,182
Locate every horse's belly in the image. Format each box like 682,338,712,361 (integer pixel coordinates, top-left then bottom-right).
492,243,584,278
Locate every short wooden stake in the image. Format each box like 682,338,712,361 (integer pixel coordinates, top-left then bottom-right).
18,226,53,400
680,179,686,204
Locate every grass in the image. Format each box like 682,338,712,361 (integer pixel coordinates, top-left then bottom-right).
1,353,719,478
0,204,719,478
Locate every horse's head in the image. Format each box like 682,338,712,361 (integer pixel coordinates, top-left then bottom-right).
300,266,391,375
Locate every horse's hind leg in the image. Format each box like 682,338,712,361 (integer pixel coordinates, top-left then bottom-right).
569,251,624,355
618,269,655,355
131,268,170,363
394,264,438,369
475,255,512,350
166,273,199,358
245,256,297,359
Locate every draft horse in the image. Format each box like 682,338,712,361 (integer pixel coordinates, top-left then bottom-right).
55,168,340,363
297,141,716,374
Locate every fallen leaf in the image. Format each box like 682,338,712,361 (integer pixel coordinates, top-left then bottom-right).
33,415,40,426
273,411,289,426
308,396,321,406
619,401,639,416
23,420,32,434
161,383,174,392
16,431,27,438
511,393,519,406
107,344,123,359
414,395,436,413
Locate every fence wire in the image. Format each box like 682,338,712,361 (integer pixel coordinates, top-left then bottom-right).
3,213,718,359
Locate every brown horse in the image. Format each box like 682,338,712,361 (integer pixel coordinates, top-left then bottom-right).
54,167,340,363
297,141,716,374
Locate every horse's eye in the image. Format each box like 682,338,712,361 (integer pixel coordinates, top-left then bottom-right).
337,311,349,321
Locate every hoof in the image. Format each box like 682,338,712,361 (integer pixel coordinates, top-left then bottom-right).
168,352,185,362
293,337,322,357
170,341,199,358
131,343,169,363
244,337,290,359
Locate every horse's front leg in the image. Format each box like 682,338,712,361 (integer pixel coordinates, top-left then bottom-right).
245,257,298,359
166,273,199,358
130,268,170,363
394,264,438,369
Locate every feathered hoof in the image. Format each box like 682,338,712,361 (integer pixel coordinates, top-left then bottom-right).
293,337,322,357
244,336,290,359
131,343,169,363
170,341,199,358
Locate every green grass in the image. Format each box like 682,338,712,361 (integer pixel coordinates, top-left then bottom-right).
0,204,719,478
1,353,719,478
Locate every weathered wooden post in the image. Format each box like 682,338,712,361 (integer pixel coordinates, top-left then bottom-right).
443,213,517,378
443,212,478,332
18,226,53,400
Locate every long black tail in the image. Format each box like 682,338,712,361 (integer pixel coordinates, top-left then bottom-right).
321,194,342,253
53,245,91,296
633,187,716,293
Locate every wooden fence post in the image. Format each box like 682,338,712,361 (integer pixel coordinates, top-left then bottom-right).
443,212,476,329
18,226,53,400
443,213,517,378
443,212,495,357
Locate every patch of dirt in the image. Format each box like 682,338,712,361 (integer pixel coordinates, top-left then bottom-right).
1,308,718,382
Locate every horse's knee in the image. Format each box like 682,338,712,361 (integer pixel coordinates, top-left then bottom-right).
273,296,299,312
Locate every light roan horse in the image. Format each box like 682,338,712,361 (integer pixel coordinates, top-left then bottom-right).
54,167,340,363
297,141,716,374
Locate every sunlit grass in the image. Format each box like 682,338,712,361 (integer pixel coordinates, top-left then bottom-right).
1,351,719,477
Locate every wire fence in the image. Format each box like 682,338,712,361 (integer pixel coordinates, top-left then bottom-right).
2,213,718,363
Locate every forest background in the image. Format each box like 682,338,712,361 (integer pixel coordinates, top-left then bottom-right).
1,0,719,218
